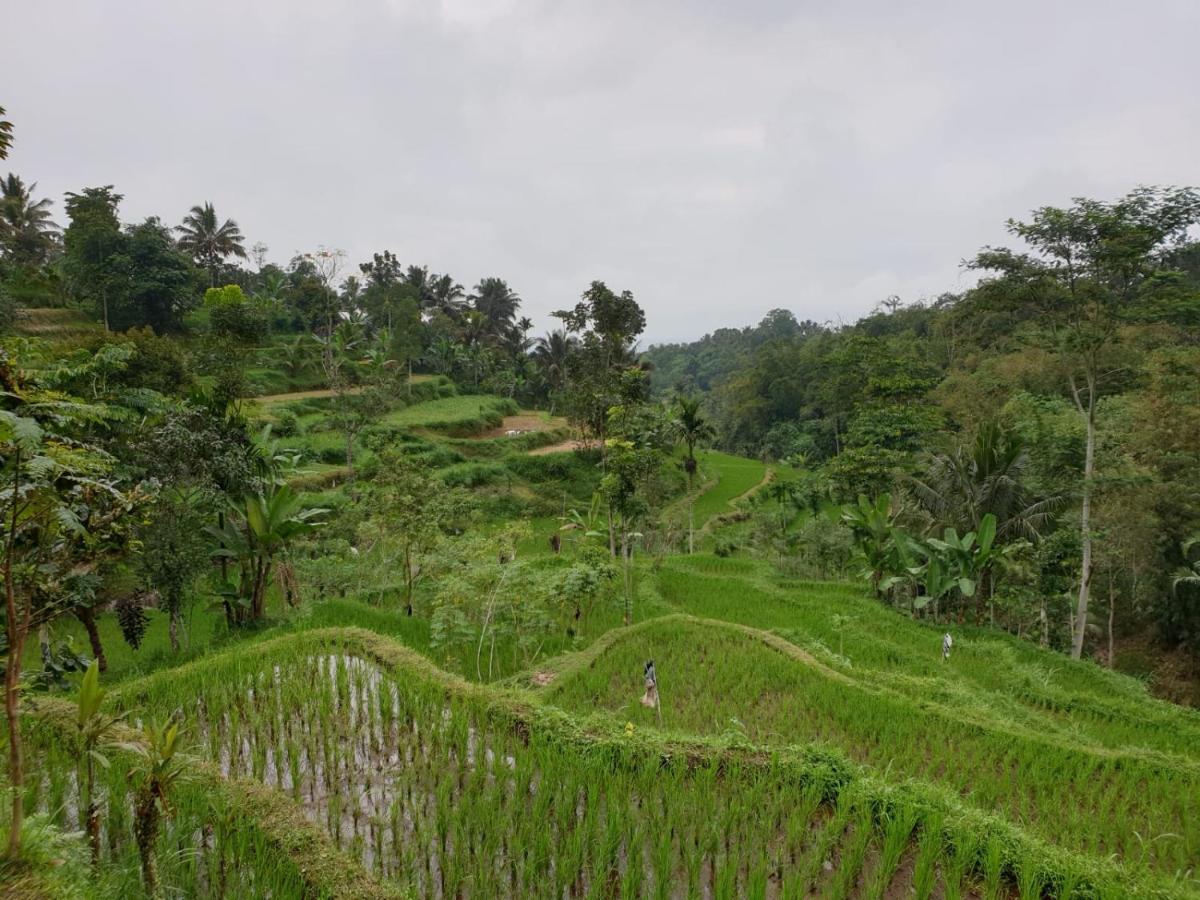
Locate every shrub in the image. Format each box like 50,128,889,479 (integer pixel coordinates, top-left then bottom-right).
84,326,192,395
440,461,509,488
273,409,299,437
205,284,271,343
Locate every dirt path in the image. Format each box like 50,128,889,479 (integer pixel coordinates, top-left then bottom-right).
249,387,358,405
250,375,433,406
527,438,599,455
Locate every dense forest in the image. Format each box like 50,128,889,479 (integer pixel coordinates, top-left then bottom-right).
646,198,1200,677
3,99,1200,898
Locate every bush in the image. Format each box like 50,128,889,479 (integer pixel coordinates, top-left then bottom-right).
85,326,192,395
274,409,299,437
440,461,509,488
205,284,271,343
318,444,347,465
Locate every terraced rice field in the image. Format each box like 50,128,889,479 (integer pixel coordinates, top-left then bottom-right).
28,628,1172,899
18,522,1200,897
692,451,769,528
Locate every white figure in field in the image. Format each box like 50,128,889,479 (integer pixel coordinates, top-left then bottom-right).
641,660,659,709
942,632,953,661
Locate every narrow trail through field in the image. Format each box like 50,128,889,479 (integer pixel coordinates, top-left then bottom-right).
250,387,360,404
527,437,598,455
249,376,434,406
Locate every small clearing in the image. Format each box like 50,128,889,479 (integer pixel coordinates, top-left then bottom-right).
477,413,567,439
250,387,360,405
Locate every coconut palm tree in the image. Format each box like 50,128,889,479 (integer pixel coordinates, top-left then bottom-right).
470,277,521,337
672,396,716,553
533,329,578,411
403,264,434,307
175,202,247,285
429,272,465,317
0,173,59,265
0,107,12,159
910,420,1062,541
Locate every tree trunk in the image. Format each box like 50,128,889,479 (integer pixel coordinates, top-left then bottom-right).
622,538,634,626
5,453,25,859
687,470,695,555
168,607,181,654
407,358,413,400
1070,388,1096,660
37,624,51,667
135,792,160,897
404,545,414,616
1107,580,1116,669
86,756,100,864
77,606,108,673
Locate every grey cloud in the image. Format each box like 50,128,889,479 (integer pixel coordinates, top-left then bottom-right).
3,0,1197,342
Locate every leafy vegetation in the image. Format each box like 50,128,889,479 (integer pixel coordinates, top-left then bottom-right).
2,103,1199,897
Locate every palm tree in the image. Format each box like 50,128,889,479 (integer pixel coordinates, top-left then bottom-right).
513,315,534,351
470,277,521,337
175,202,247,285
672,396,716,553
403,264,434,307
75,661,125,863
0,106,12,160
1173,537,1200,595
429,272,465,317
910,420,1062,541
0,173,59,265
533,330,577,412
424,335,461,376
118,719,191,897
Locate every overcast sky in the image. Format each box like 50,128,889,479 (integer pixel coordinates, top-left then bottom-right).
4,1,1198,343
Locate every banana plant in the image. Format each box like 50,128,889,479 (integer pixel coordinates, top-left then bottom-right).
914,513,1001,622
833,494,909,599
207,482,327,623
925,513,998,599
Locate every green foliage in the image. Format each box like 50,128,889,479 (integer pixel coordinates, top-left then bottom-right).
204,284,270,343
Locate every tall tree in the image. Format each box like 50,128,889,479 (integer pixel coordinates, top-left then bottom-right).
470,277,521,338
429,272,465,317
115,218,196,333
533,329,577,412
0,174,59,266
175,202,248,286
1,347,137,857
970,187,1200,659
63,186,124,330
672,395,715,553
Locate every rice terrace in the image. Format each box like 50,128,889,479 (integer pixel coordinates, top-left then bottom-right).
4,6,1200,898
